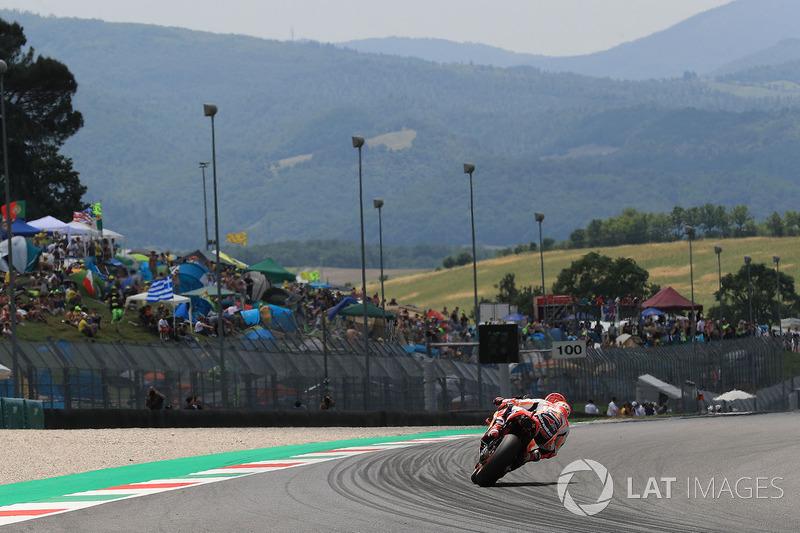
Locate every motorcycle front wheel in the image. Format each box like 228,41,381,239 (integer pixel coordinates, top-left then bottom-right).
472,434,522,487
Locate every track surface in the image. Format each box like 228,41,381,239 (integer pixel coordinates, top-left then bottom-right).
9,413,800,532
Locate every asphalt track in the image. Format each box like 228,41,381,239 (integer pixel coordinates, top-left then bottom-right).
5,412,799,532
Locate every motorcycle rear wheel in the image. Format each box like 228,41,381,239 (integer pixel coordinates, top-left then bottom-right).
473,434,522,487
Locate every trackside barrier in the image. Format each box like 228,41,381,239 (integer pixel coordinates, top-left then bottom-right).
24,399,45,429
44,408,488,429
1,397,26,429
0,336,790,414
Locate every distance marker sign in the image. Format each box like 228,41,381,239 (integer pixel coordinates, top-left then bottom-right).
551,340,587,359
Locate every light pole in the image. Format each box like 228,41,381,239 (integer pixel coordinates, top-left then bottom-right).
0,59,18,398
535,213,547,329
463,163,479,327
203,103,226,407
463,163,481,408
199,162,211,250
714,245,723,326
744,256,754,326
774,255,782,336
373,198,387,338
744,255,757,410
685,226,696,341
352,135,370,409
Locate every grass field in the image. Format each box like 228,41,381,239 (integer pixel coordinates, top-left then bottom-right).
368,236,800,317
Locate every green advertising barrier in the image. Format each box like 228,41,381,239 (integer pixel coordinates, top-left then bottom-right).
24,399,45,429
1,397,26,429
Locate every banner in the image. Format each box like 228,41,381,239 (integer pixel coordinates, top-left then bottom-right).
1,200,25,221
226,231,247,246
92,202,103,231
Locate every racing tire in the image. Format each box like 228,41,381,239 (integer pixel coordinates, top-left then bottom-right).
473,434,522,487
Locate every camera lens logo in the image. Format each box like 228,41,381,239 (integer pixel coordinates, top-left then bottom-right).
557,459,613,517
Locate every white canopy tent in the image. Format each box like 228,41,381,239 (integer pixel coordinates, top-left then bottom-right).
27,215,71,235
125,292,193,335
66,221,101,237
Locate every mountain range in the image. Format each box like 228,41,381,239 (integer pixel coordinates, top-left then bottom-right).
3,0,800,258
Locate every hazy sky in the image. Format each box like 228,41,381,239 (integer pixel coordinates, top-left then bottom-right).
3,0,734,56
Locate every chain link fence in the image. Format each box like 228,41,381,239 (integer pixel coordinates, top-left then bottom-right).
0,336,791,413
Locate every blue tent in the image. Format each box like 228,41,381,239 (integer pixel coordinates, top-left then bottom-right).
267,304,297,331
642,308,665,317
1,218,42,238
175,302,190,321
242,327,275,340
176,262,210,292
502,313,527,322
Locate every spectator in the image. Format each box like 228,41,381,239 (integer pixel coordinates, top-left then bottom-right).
585,399,599,415
183,395,198,410
607,396,620,416
319,395,335,410
145,386,166,410
293,400,307,410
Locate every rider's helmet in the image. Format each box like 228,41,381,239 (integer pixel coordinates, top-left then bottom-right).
545,392,566,405
545,393,571,418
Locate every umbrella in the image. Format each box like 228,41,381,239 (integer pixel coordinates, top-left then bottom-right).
502,313,527,323
780,317,800,329
713,389,756,402
0,363,11,379
642,308,664,317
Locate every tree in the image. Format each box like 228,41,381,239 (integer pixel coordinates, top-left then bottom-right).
729,205,755,237
718,263,798,326
494,272,536,317
0,19,85,221
552,251,655,300
766,211,784,237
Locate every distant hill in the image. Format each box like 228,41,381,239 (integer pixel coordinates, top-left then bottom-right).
3,8,800,255
340,0,800,80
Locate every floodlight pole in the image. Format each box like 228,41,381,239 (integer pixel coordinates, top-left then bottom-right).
374,198,387,336
352,136,370,410
204,103,226,407
536,213,546,329
0,59,18,398
463,163,481,408
200,162,211,250
714,246,723,327
745,255,757,411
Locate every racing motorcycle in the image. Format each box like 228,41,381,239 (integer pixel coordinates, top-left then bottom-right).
471,403,537,487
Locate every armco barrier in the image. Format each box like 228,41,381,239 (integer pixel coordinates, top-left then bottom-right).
1,397,26,429
44,408,487,429
24,400,45,429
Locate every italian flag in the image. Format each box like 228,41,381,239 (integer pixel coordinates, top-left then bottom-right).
83,270,96,296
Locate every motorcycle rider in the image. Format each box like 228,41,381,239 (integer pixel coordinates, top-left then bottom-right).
482,392,571,466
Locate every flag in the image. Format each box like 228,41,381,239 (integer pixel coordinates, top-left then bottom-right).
226,232,247,246
83,270,96,296
1,200,26,221
146,277,174,302
92,202,103,231
73,207,94,224
309,270,320,282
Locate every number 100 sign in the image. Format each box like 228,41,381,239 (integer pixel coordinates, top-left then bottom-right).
551,340,587,359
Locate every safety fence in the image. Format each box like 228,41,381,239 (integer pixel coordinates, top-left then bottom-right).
0,337,494,412
514,336,790,413
0,336,791,414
